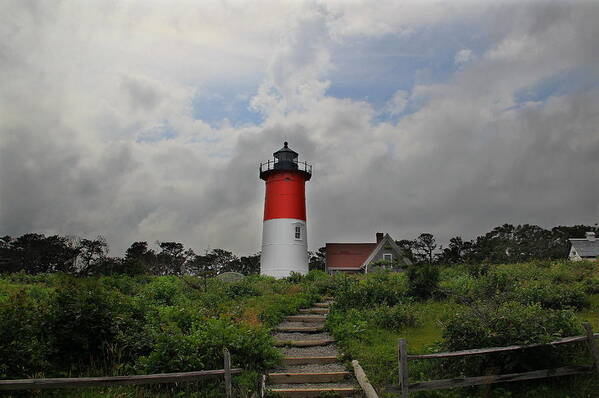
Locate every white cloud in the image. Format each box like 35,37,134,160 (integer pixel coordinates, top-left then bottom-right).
383,90,410,115
1,0,599,256
454,48,475,65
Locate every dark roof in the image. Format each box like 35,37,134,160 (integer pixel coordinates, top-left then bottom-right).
570,239,599,258
326,243,377,269
274,141,298,157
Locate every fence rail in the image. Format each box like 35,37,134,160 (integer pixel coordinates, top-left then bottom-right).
387,322,599,397
0,348,240,398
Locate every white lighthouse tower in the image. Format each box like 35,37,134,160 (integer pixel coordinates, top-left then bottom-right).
259,142,312,278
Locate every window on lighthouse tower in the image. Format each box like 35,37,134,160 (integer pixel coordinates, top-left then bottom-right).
294,224,302,240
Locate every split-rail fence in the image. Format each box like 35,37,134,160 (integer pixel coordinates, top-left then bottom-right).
0,348,240,398
387,322,599,397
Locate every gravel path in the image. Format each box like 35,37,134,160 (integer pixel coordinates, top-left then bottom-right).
267,300,362,397
282,344,340,357
270,382,357,389
274,332,333,341
274,363,348,372
276,321,325,328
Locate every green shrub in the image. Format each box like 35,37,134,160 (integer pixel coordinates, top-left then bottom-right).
511,282,588,310
406,263,439,300
225,282,261,299
326,309,368,342
333,272,408,310
442,301,581,375
140,277,186,306
438,274,476,301
0,290,52,378
137,318,279,373
46,278,122,366
367,304,419,330
584,277,599,294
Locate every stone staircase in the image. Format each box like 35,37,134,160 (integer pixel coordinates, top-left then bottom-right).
266,301,361,397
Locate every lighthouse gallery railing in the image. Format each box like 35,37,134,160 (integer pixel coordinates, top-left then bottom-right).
259,159,312,174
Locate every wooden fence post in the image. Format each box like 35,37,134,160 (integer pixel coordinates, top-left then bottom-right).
583,322,599,373
398,338,409,398
223,348,232,398
352,360,379,398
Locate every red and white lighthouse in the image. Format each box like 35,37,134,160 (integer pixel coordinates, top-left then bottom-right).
259,142,312,278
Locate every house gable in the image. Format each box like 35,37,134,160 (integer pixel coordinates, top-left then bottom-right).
569,238,599,260
361,234,412,272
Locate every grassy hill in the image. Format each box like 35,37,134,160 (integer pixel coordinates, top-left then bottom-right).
322,260,599,397
0,260,597,397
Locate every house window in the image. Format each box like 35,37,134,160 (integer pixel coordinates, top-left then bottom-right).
383,253,393,262
294,225,302,240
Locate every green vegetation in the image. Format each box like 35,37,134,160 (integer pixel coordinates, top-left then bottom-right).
0,273,319,397
325,260,599,397
1,261,598,397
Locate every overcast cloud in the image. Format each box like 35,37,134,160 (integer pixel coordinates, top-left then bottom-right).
1,0,598,255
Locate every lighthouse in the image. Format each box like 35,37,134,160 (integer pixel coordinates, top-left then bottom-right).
259,142,312,278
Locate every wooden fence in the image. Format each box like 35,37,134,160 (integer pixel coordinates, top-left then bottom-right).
387,322,599,397
0,348,241,398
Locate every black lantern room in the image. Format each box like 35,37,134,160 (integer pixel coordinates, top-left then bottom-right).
259,142,312,181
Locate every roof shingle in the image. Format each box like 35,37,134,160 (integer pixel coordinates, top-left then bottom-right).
570,239,599,258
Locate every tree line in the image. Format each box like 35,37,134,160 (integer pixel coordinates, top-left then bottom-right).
1,223,596,276
396,224,597,265
0,234,260,276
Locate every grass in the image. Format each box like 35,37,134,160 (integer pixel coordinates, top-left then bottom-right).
577,293,599,329
327,260,599,398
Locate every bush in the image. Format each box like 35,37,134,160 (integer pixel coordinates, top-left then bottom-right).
511,282,588,310
333,272,408,310
225,281,261,299
406,263,439,300
326,309,368,342
584,277,599,294
137,318,280,373
46,279,120,370
367,304,419,330
140,277,186,306
442,301,581,375
0,290,52,378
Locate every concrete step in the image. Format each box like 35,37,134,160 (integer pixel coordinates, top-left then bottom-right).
299,308,329,314
268,371,351,384
275,339,336,347
281,356,339,366
269,386,359,397
276,326,325,333
284,315,326,323
313,302,331,308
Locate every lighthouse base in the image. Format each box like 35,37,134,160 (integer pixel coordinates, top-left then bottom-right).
260,218,308,278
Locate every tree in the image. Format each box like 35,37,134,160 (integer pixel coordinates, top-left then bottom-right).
438,236,473,265
3,233,79,274
309,247,326,271
396,239,417,264
187,252,217,290
413,233,437,264
75,236,108,275
123,241,156,275
205,249,238,274
236,253,260,275
155,241,194,275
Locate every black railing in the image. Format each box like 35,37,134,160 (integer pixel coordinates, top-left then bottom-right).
259,159,312,174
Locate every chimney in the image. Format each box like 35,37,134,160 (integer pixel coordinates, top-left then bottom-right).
376,232,384,243
586,232,596,242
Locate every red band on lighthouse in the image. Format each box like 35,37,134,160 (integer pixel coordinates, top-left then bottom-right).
263,172,307,221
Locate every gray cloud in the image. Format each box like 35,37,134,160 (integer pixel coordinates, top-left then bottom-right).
1,1,598,256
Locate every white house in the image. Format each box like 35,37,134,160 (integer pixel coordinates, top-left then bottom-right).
569,232,599,261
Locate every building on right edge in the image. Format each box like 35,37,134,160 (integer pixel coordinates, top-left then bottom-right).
325,232,412,274
569,232,599,261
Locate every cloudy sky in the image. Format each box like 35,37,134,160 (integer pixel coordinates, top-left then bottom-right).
1,0,598,255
